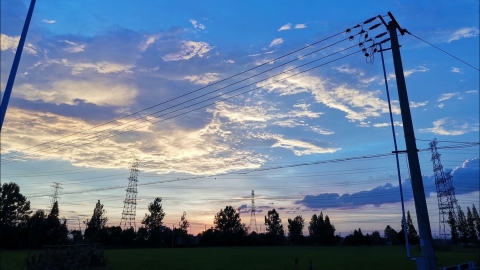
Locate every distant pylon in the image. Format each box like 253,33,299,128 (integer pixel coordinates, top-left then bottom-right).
50,182,62,207
429,139,459,241
249,190,258,233
120,158,140,230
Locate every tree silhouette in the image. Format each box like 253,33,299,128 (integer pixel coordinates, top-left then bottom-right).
447,211,459,246
179,211,190,234
287,215,304,245
324,215,336,245
141,197,166,232
264,209,284,237
0,182,32,227
214,206,243,234
46,201,68,245
472,204,480,241
308,212,325,244
457,206,469,245
466,206,478,245
84,200,108,242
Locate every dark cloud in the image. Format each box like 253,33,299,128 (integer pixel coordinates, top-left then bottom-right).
296,159,479,210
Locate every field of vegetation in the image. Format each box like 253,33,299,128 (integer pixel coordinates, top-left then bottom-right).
1,246,479,270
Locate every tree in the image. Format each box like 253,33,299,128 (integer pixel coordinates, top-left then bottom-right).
447,211,459,246
457,206,469,246
371,231,383,245
324,215,336,245
308,212,325,244
0,182,32,227
214,206,243,234
179,211,190,234
26,209,48,248
84,200,108,241
264,209,284,237
287,215,304,245
141,197,166,232
46,201,68,245
404,210,419,245
384,225,398,244
466,206,478,245
472,204,480,240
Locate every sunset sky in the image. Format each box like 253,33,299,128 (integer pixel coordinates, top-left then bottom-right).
1,0,478,236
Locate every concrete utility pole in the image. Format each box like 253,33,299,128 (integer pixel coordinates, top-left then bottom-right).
386,13,437,270
0,0,36,131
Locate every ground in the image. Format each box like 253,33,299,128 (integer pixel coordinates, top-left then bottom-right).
1,246,479,270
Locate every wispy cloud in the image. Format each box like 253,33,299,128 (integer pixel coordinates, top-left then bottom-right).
295,24,307,29
254,133,340,156
1,34,37,54
446,27,479,43
269,38,284,47
41,19,56,24
465,90,477,94
310,126,334,135
372,121,403,128
437,92,459,102
162,40,212,61
190,19,205,29
278,23,292,31
410,101,428,108
60,40,86,53
183,73,219,85
419,117,479,136
451,67,462,73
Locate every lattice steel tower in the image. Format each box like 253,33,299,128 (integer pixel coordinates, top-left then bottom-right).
249,190,258,233
429,139,458,240
50,182,62,207
120,159,140,230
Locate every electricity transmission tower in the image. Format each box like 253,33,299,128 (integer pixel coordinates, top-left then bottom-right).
50,182,62,207
429,139,459,241
120,159,140,230
249,190,258,233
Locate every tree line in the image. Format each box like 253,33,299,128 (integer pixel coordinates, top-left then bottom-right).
2,182,479,249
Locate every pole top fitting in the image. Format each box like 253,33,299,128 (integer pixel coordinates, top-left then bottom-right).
387,12,407,35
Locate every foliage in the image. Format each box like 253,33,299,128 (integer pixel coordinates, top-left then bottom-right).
178,211,190,234
0,182,32,228
447,211,459,246
384,225,398,245
472,204,480,241
24,245,108,270
457,206,469,245
214,206,243,234
308,212,336,245
398,211,419,245
141,197,166,233
84,200,108,242
287,215,304,245
264,209,284,237
466,206,478,245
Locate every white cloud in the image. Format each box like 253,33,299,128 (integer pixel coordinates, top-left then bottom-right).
451,67,462,73
14,80,137,106
162,40,212,61
438,103,444,108
437,92,459,102
278,23,292,31
269,38,284,47
447,27,479,43
254,133,339,156
295,24,307,29
387,66,428,81
139,34,162,52
64,60,133,74
260,72,400,121
419,117,479,136
1,34,37,55
410,101,428,108
0,108,265,175
183,73,219,85
41,19,56,24
373,121,403,128
190,19,205,29
60,40,85,53
310,126,334,135
465,90,477,94
335,66,364,76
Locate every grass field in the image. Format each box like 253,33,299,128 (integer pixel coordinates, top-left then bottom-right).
1,246,479,270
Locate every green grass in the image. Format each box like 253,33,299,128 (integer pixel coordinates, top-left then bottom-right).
1,246,478,270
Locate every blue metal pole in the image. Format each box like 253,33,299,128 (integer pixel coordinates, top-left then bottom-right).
0,0,37,132
379,43,411,258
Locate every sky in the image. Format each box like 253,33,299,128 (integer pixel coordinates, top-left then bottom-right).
1,0,479,237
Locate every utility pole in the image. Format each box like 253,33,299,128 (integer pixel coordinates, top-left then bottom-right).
0,0,36,131
249,190,258,233
120,158,139,230
384,12,437,269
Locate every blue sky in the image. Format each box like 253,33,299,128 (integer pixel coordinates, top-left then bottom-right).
1,0,479,236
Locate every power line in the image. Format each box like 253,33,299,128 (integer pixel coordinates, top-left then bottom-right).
405,30,480,72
